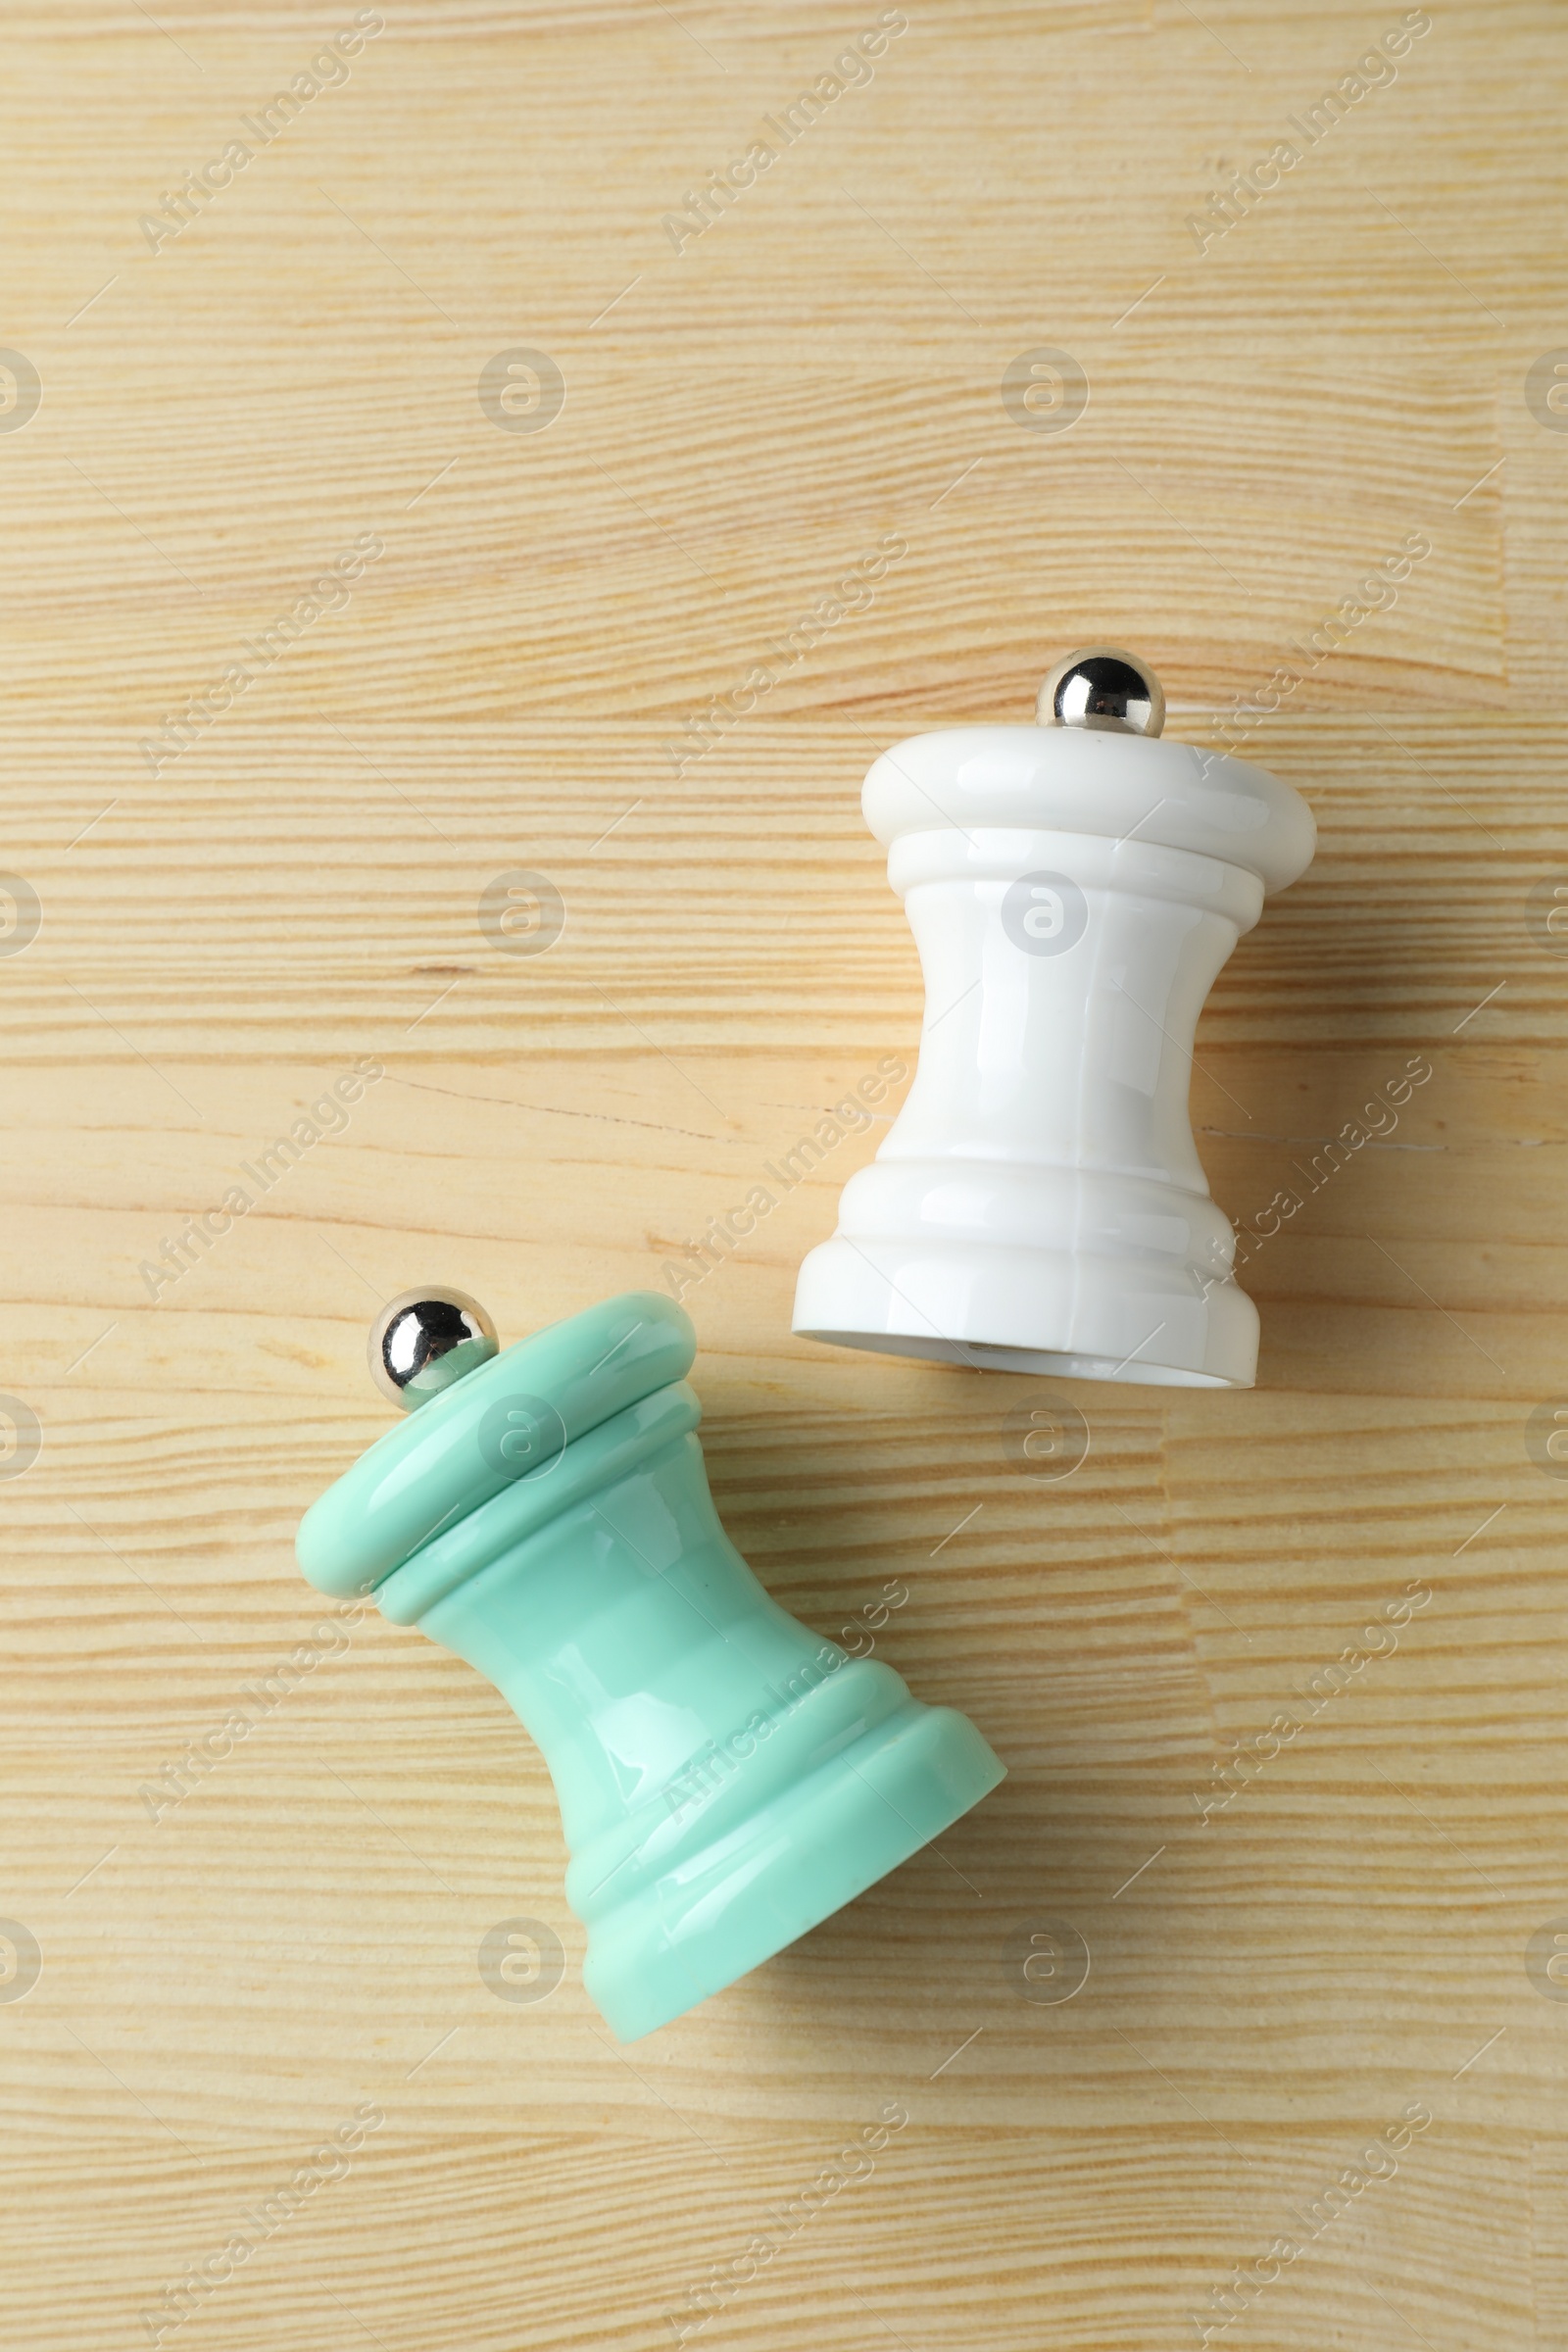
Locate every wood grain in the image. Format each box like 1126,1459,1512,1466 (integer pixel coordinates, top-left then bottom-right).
2,3,1565,2347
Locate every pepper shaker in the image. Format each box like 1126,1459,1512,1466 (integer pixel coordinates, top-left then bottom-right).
793,651,1315,1388
297,1288,1004,2040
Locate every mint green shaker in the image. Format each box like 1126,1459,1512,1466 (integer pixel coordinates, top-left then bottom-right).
296,1287,1004,2040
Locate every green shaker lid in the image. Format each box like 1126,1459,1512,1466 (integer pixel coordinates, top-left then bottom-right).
297,1290,695,1598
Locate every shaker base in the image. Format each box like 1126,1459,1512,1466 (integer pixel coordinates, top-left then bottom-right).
583,1700,1004,2042
793,1234,1258,1390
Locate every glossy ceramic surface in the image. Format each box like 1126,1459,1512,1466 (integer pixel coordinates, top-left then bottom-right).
793,722,1316,1388
297,1292,1004,2039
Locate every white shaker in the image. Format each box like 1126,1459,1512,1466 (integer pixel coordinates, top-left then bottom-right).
793,650,1315,1389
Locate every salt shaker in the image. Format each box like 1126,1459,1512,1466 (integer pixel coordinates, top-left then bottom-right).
793,651,1315,1389
296,1288,1004,2039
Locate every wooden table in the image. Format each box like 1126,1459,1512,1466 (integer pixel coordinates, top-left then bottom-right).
4,4,1564,2346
